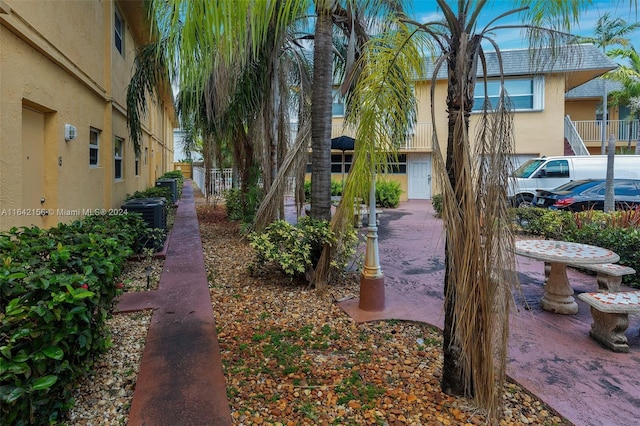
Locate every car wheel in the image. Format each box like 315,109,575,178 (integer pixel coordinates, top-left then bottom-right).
515,194,533,208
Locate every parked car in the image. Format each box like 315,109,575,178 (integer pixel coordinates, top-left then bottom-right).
532,179,640,211
508,155,640,207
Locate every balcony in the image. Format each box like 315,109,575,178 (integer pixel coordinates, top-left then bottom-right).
572,119,639,147
330,122,433,151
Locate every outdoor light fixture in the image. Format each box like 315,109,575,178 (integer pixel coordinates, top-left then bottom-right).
64,124,77,142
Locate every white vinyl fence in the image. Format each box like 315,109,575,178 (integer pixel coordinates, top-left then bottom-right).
193,166,298,198
192,167,234,197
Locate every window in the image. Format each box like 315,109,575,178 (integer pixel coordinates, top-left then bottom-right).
144,147,148,165
114,137,123,180
331,154,352,173
114,8,124,56
384,154,407,174
538,160,569,178
332,89,344,116
473,77,543,112
89,128,99,167
135,152,140,176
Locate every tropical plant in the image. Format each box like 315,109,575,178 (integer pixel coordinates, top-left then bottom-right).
607,45,640,151
578,13,640,210
0,214,148,424
324,0,603,421
375,179,402,208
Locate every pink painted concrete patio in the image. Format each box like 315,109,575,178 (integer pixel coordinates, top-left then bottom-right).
340,199,640,426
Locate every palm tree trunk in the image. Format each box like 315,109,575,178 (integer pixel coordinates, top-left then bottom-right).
310,0,334,222
441,33,481,398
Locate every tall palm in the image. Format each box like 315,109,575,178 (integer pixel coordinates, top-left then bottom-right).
606,46,640,150
128,1,311,218
578,13,640,210
334,0,592,420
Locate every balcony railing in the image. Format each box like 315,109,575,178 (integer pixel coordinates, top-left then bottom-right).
331,122,433,150
572,119,639,145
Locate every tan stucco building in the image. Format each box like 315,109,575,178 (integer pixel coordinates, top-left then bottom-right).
0,0,176,231
330,44,618,201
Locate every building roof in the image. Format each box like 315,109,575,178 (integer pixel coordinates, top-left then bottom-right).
565,78,624,99
421,44,617,90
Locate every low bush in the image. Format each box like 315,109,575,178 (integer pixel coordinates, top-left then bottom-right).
0,213,149,424
375,179,402,208
331,181,343,197
125,186,173,203
224,184,263,226
247,217,360,281
514,207,640,287
431,194,443,217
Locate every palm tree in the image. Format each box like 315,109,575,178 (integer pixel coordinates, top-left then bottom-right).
607,46,640,151
578,13,640,211
330,0,595,420
127,1,311,219
579,13,639,154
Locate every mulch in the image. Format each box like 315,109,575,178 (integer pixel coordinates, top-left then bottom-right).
197,204,570,425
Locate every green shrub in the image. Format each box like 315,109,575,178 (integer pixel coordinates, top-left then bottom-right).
223,185,263,225
331,181,343,197
375,179,402,208
0,213,149,424
431,194,443,217
247,217,359,280
304,181,311,203
514,208,574,239
515,207,640,287
159,170,185,199
302,180,342,202
125,186,173,203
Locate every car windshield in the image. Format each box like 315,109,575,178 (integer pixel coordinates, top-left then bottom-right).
513,159,545,178
553,180,598,192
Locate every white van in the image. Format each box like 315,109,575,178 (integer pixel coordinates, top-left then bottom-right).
509,155,640,207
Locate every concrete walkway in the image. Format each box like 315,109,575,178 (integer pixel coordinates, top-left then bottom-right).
116,180,232,426
339,200,640,426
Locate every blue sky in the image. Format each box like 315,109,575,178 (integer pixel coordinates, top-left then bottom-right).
408,0,639,51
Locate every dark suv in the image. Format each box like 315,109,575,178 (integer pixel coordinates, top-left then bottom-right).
532,179,640,211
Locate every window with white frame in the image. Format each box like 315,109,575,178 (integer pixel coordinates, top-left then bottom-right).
89,128,99,167
114,8,124,56
331,153,352,173
385,154,407,174
135,152,140,176
472,77,543,112
114,137,123,180
332,89,344,116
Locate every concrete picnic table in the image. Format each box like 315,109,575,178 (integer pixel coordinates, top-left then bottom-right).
515,239,620,315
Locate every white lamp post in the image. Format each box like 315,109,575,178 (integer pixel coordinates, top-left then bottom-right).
359,159,385,311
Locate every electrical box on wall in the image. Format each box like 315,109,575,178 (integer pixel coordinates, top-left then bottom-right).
64,124,77,141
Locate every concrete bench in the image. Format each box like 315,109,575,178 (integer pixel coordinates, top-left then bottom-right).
544,262,636,292
577,291,640,353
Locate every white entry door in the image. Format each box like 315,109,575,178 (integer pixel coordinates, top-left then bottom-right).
407,153,431,199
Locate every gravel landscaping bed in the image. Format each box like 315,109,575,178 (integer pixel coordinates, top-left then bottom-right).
63,201,570,425
198,204,570,426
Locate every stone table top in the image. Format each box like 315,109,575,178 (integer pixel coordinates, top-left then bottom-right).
515,239,619,265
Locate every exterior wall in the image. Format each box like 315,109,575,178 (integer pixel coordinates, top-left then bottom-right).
0,0,175,230
426,74,567,159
